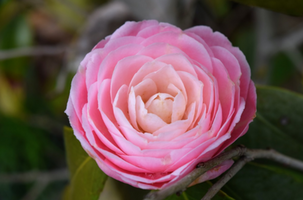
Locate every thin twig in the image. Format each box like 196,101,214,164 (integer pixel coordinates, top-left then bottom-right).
144,146,303,200
0,46,68,60
201,148,303,200
0,168,69,183
21,177,49,200
0,169,69,200
201,156,251,200
247,148,303,172
144,145,247,200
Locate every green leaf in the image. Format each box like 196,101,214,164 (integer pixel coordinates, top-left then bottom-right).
63,127,108,200
226,86,303,199
230,0,303,16
164,182,235,200
237,86,303,160
224,163,303,200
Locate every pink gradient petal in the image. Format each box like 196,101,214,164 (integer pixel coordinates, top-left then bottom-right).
120,125,193,150
145,93,174,124
155,53,197,76
193,65,214,117
85,38,145,90
113,85,132,128
128,60,167,90
216,81,256,155
128,87,139,130
211,46,241,84
144,64,186,96
138,42,186,59
183,31,214,58
171,91,186,122
208,104,223,138
137,23,180,38
153,103,195,139
82,105,112,154
230,47,251,99
166,134,215,171
81,49,104,89
185,25,251,100
136,96,167,133
189,160,234,186
69,70,87,124
97,148,151,173
184,26,231,47
110,20,159,39
94,159,162,190
93,36,111,50
177,71,203,123
212,57,235,121
120,148,191,173
104,36,145,50
98,79,116,125
86,82,123,154
141,31,213,73
66,102,99,165
133,78,157,102
111,55,153,101
97,44,144,84
166,130,231,173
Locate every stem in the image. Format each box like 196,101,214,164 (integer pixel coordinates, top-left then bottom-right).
247,148,303,172
201,156,251,200
144,145,247,200
0,46,68,60
144,146,303,200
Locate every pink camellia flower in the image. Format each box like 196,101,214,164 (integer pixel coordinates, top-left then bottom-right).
65,20,256,190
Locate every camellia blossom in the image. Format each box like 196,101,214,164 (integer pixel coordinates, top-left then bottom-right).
65,20,256,190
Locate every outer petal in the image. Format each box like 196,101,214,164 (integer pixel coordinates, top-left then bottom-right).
110,20,159,39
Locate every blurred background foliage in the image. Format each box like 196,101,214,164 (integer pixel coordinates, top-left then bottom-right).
0,0,302,199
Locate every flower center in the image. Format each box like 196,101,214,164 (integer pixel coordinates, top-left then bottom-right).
145,93,174,124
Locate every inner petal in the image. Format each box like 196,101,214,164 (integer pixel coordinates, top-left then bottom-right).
136,96,167,133
171,91,186,122
134,78,157,102
145,93,174,124
143,64,187,97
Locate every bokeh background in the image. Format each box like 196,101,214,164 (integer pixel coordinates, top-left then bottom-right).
0,0,302,199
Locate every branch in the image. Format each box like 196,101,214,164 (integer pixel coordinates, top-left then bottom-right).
0,168,69,183
0,169,69,200
201,148,303,200
247,148,303,171
144,145,247,200
201,156,251,200
0,46,68,60
144,146,303,200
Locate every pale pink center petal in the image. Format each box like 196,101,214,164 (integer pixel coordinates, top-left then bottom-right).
136,96,168,133
171,91,186,122
145,93,174,124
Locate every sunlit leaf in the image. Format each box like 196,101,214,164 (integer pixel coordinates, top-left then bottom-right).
64,127,108,200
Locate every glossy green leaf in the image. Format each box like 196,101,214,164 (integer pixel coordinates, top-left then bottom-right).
237,86,303,160
226,86,303,199
230,0,303,16
164,182,235,200
64,127,108,200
